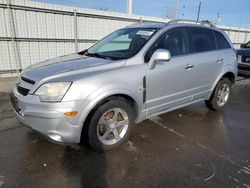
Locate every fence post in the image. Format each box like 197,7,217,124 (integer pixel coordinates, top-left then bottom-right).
139,17,142,23
74,9,78,53
228,27,231,38
244,29,248,43
237,27,241,45
7,0,22,74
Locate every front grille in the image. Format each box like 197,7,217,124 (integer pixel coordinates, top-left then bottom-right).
21,76,35,84
17,86,30,96
238,65,250,71
242,56,250,64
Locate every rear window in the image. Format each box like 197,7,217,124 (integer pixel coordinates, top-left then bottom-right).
188,27,216,53
214,31,231,49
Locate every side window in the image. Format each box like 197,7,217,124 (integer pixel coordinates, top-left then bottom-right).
145,29,189,62
214,31,231,49
246,41,250,48
189,28,216,53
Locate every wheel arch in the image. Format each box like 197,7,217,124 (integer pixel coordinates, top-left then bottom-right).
79,91,141,143
222,72,235,84
209,71,235,99
213,71,235,89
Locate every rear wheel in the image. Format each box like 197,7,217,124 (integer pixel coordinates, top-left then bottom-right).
205,78,232,111
87,97,135,151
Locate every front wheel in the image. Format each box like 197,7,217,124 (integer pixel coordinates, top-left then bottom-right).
87,97,135,151
205,78,232,111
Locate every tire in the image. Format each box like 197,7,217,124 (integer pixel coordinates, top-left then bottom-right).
205,77,232,111
87,97,136,151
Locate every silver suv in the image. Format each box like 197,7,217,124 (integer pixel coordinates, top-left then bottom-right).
11,20,237,150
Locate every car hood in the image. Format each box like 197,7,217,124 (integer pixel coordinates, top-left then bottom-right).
22,53,124,82
237,48,250,56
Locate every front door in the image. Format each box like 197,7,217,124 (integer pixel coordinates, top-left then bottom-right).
145,28,195,117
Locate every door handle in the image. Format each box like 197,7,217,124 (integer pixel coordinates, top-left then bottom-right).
185,64,194,70
217,57,223,63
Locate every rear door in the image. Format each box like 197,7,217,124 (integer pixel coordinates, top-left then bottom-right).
187,27,223,100
213,30,236,73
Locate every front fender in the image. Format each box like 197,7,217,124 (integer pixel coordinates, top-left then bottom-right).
78,86,144,126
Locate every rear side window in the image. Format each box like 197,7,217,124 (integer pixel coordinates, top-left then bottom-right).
188,27,216,53
214,31,231,49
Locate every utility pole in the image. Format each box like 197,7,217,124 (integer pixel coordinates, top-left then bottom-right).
175,0,179,19
196,1,201,22
215,13,221,25
127,0,132,15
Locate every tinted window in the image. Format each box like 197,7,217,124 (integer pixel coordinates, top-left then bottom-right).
189,28,216,53
214,31,231,49
145,28,189,62
246,41,250,48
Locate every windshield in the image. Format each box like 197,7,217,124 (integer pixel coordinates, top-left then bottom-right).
80,28,158,60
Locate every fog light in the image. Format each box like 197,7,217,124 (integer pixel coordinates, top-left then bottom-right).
48,133,62,142
64,111,78,116
18,110,24,117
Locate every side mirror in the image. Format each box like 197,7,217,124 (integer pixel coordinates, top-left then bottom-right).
240,43,246,48
148,49,171,69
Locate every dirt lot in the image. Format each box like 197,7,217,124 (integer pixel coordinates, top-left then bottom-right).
0,78,249,188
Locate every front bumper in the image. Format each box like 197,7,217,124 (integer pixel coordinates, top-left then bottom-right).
10,88,85,144
238,63,250,77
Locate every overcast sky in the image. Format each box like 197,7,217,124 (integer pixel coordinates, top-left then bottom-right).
37,0,250,28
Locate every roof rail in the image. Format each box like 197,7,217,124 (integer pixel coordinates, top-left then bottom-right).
168,19,216,28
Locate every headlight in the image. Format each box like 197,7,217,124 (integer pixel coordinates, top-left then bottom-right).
34,82,72,102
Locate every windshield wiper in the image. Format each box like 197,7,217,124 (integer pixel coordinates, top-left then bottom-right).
89,53,113,60
78,49,88,55
79,50,111,60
